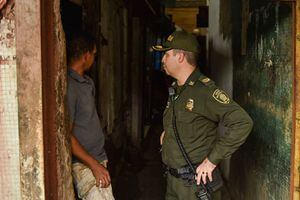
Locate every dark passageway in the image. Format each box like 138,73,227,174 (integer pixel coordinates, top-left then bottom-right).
0,0,298,199
59,0,297,200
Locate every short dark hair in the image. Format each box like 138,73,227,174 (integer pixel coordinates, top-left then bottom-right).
173,49,198,66
67,32,96,64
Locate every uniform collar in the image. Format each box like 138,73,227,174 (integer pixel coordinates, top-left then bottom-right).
68,68,90,83
174,68,202,88
185,68,202,85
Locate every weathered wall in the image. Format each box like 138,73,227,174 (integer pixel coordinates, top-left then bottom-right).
209,0,233,96
0,1,21,199
16,0,45,199
93,0,147,148
208,0,233,181
53,0,74,199
294,1,300,199
230,1,293,199
98,0,129,148
130,17,144,147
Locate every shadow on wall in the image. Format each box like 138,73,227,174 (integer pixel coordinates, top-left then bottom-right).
230,1,293,199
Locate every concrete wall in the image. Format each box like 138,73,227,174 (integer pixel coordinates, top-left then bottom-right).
97,0,130,149
208,0,234,180
16,1,45,199
52,0,74,199
0,1,21,199
0,0,74,199
294,1,300,199
209,0,233,96
230,1,293,199
90,0,147,149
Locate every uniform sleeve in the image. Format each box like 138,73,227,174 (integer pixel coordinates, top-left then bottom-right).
203,88,253,165
67,82,78,123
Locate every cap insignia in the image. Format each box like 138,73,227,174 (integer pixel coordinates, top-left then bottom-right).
212,89,230,104
167,35,174,42
171,82,176,86
185,99,194,111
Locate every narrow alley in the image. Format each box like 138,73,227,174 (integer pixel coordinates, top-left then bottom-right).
0,0,300,200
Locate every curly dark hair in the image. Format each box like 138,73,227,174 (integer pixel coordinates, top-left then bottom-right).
67,32,96,65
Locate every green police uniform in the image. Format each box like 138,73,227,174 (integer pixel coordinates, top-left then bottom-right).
162,69,253,199
152,30,253,200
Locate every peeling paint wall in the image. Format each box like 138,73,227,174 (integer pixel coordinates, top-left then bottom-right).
0,2,21,199
209,0,233,96
294,2,300,199
16,0,45,199
230,1,293,199
208,0,234,181
98,0,130,148
97,0,148,148
53,0,75,199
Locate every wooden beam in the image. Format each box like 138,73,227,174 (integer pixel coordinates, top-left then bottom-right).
41,0,58,199
293,1,300,199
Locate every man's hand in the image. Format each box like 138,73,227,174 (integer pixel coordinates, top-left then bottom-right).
71,134,111,188
90,162,111,188
0,0,7,10
195,158,216,185
160,131,165,145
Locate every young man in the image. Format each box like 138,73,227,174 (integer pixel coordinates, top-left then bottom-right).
153,31,253,199
67,32,115,200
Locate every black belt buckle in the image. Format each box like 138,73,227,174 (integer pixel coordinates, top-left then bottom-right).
169,167,180,178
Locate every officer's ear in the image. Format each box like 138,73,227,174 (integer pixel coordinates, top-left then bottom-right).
177,52,185,63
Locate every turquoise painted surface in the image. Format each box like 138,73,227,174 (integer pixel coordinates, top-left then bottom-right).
230,1,293,199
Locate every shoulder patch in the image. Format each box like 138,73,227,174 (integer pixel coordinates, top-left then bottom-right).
212,89,230,104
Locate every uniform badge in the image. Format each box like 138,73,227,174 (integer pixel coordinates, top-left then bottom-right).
185,99,194,111
201,78,210,83
212,89,230,104
167,35,174,42
188,81,195,86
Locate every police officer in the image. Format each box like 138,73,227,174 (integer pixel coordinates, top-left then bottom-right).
153,31,253,199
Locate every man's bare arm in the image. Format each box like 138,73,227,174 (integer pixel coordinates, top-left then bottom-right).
71,134,111,187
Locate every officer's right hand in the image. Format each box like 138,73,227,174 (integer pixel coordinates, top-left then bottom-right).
195,158,216,185
91,162,111,188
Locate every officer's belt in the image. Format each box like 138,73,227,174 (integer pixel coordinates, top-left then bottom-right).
165,164,197,179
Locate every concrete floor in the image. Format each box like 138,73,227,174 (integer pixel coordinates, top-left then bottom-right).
113,115,166,200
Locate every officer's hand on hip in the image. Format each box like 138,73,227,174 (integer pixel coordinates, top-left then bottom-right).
195,158,216,185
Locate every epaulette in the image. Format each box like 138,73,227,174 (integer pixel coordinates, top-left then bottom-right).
199,77,214,87
188,80,195,86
